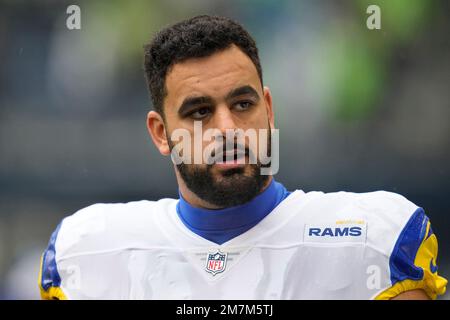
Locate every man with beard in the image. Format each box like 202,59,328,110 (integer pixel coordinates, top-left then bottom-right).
39,15,446,300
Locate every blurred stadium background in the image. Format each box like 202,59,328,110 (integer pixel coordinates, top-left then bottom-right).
0,0,448,299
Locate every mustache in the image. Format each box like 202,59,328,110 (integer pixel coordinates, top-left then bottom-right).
209,142,256,162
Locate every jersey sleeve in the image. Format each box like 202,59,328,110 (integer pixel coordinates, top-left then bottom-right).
38,203,107,300
375,207,447,299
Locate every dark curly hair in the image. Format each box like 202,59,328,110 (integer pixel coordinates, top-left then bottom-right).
143,15,263,115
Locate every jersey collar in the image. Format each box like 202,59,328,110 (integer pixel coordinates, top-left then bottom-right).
176,179,291,244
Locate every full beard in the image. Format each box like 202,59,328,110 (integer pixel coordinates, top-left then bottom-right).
168,129,272,208
176,162,269,207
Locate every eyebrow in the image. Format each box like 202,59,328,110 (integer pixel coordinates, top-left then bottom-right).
177,85,260,116
225,85,260,101
177,96,214,116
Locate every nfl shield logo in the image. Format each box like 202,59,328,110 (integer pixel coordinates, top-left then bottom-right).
205,250,227,275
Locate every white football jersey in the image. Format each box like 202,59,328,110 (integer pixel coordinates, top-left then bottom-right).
39,190,447,299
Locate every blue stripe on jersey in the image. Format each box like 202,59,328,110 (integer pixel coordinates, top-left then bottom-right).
41,222,63,290
176,179,291,245
389,207,428,284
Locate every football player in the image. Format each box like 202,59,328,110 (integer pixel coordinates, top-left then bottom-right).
39,15,447,300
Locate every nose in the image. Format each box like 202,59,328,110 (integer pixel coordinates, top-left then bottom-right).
212,104,238,135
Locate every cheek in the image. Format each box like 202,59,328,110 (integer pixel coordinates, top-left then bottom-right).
246,108,271,138
248,104,269,128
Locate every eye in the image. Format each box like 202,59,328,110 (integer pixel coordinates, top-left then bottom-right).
233,101,254,111
189,107,211,119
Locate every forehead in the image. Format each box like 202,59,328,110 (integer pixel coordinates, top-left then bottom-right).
164,45,260,109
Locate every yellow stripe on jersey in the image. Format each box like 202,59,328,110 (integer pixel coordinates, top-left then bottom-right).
375,221,447,300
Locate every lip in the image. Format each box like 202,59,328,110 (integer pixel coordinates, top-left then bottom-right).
214,152,247,169
214,161,246,169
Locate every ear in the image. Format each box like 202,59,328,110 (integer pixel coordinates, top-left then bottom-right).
147,111,171,156
263,86,275,129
